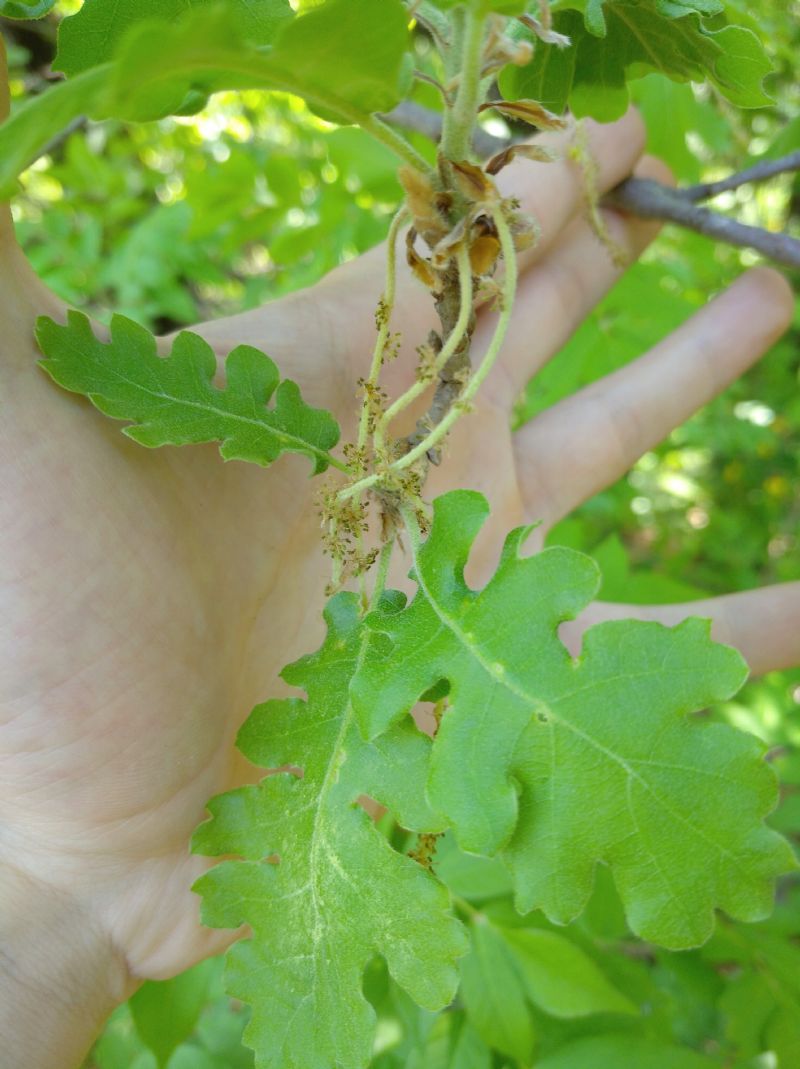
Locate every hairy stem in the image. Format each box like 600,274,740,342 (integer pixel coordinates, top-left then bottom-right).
339,206,517,503
357,207,408,459
395,206,517,471
381,100,503,158
369,538,396,609
375,242,474,458
400,500,424,554
341,208,407,600
440,4,486,161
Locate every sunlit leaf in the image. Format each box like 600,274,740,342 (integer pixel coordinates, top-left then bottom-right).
54,0,293,77
535,1034,721,1068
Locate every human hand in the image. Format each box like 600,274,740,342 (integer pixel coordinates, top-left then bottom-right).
0,36,796,1065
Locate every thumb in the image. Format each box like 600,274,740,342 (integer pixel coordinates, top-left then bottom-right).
0,33,15,247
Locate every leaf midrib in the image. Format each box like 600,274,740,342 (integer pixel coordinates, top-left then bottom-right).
303,626,373,1048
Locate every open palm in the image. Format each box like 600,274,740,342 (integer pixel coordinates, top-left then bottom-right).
0,51,797,1067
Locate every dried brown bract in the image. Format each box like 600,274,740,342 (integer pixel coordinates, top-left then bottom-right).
485,141,558,176
479,98,568,130
398,165,449,243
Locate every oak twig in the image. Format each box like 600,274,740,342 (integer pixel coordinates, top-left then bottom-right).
376,242,474,459
381,100,800,269
401,249,477,463
681,150,800,203
608,177,800,269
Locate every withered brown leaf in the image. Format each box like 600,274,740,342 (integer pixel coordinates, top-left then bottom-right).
485,142,558,175
479,99,568,131
517,1,571,47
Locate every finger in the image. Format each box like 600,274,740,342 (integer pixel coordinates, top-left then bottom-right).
559,583,800,677
481,154,671,404
514,267,795,525
495,108,648,272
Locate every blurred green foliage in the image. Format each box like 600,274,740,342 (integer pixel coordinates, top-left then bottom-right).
3,0,799,1066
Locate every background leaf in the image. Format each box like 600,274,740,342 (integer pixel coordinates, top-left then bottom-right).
0,0,411,194
102,0,411,124
129,961,215,1069
0,63,110,197
459,920,535,1063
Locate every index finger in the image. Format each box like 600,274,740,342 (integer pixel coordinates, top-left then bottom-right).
513,267,795,527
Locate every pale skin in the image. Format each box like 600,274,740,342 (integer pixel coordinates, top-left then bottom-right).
0,38,798,1068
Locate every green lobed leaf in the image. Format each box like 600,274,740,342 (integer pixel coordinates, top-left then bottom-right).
352,491,796,949
0,0,55,17
36,310,341,474
500,1,773,120
55,0,293,77
192,593,466,1069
